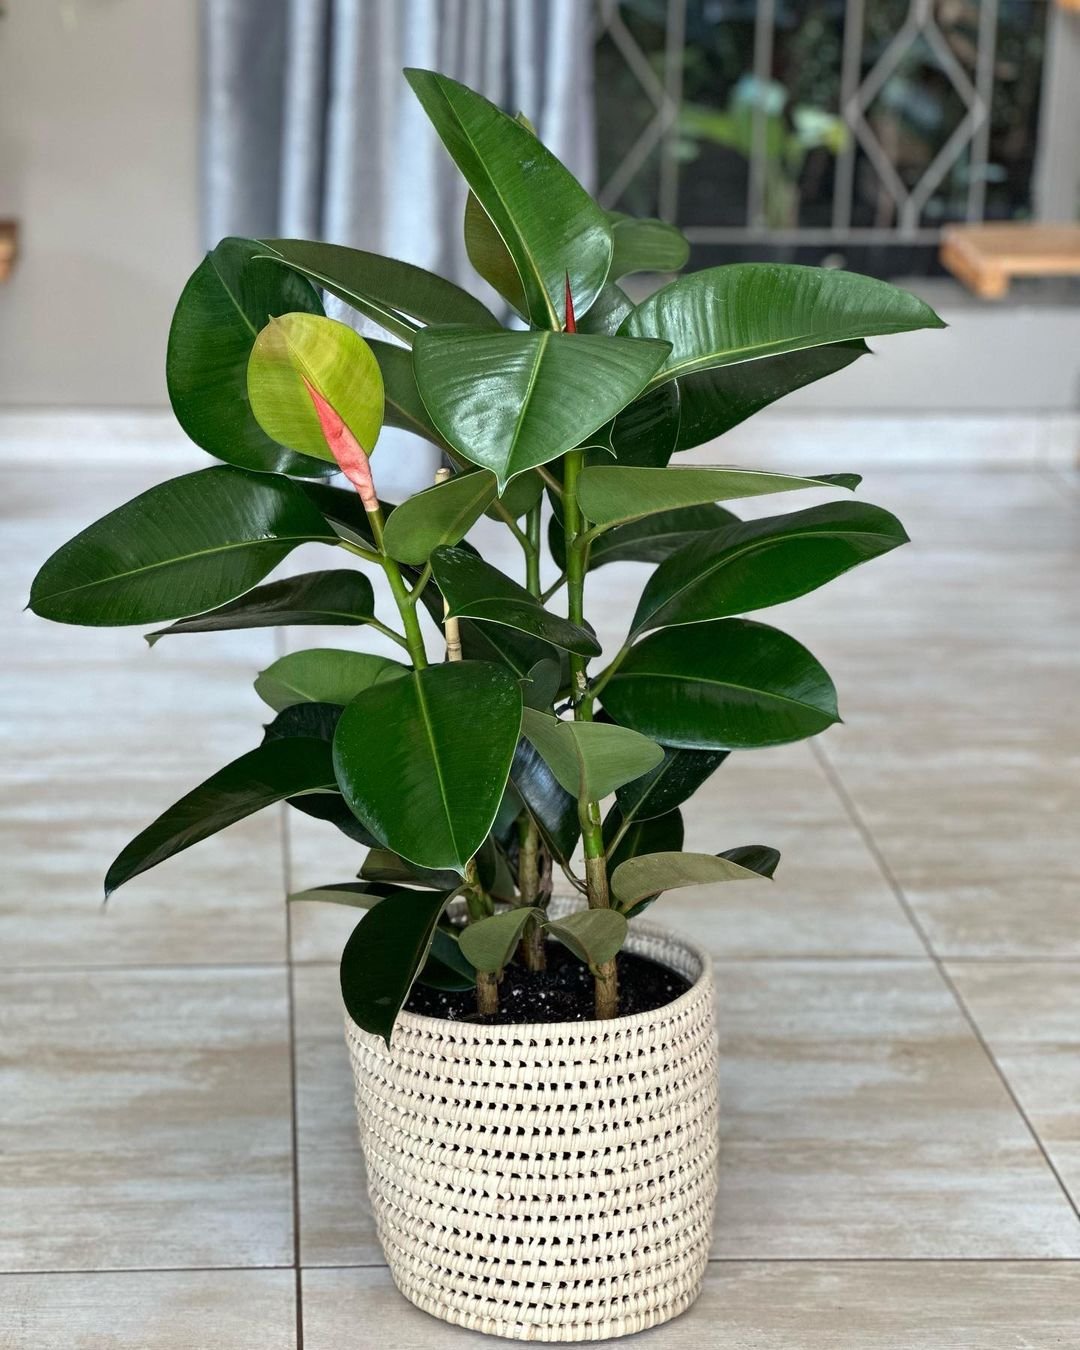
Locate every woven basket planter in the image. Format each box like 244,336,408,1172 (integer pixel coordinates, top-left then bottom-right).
344,918,719,1342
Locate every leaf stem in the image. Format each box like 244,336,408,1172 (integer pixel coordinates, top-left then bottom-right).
406,561,433,604
536,465,564,497
588,643,631,702
540,572,567,604
342,519,427,670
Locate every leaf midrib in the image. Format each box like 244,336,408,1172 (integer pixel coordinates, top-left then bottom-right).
411,671,461,866
612,667,834,719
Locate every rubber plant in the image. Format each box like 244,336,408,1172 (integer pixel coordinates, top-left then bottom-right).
29,69,941,1037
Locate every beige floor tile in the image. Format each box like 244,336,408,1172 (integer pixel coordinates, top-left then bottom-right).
0,775,287,967
300,1260,1080,1349
292,964,379,1266
0,1269,296,1350
949,962,1080,1207
0,967,294,1271
711,961,1080,1257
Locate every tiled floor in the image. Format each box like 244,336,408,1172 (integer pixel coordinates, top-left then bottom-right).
2,452,1079,1347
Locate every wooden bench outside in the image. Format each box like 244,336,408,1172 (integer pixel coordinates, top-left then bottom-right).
940,223,1080,299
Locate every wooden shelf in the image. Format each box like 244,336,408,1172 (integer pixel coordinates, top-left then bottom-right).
940,223,1080,299
0,220,17,282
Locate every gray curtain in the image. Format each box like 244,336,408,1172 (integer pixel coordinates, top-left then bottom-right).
202,0,597,292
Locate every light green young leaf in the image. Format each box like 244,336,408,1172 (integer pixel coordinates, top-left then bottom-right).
611,849,773,911
460,907,545,973
255,649,406,712
521,709,664,802
545,909,628,972
383,471,497,564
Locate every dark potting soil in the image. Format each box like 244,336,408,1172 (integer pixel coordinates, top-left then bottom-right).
405,941,692,1025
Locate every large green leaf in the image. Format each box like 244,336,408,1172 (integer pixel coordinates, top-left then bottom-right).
413,327,671,490
166,237,331,478
255,648,406,712
603,806,684,876
258,238,499,342
551,502,737,573
576,282,636,336
510,739,581,864
545,909,627,971
460,907,543,973
247,313,384,462
577,464,860,530
432,547,600,657
614,746,729,824
339,890,450,1044
608,212,690,278
631,500,909,635
29,467,339,626
611,849,772,911
675,341,868,452
369,339,449,448
104,738,335,895
334,661,522,873
405,68,612,328
384,472,497,564
522,709,664,801
359,848,461,892
626,263,945,389
602,619,838,750
464,191,528,316
144,570,376,646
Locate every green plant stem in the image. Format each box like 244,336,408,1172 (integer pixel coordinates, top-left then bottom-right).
540,572,566,604
536,465,564,496
562,448,618,1019
512,501,547,971
407,561,432,603
342,518,427,670
524,503,541,595
463,857,498,1014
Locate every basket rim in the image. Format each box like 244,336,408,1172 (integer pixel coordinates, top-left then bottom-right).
345,918,713,1045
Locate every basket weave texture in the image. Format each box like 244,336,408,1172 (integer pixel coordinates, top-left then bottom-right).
344,920,719,1342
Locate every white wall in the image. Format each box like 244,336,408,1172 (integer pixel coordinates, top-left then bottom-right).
0,0,201,408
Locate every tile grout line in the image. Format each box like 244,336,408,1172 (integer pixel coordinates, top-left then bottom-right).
280,801,304,1350
810,737,1080,1228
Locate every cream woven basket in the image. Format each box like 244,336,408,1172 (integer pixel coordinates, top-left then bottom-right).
344,918,719,1342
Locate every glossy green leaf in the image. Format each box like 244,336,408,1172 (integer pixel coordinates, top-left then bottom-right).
260,700,341,743
491,470,545,520
522,709,665,801
675,341,868,452
384,472,497,564
166,237,332,478
145,570,377,646
248,312,384,462
510,738,581,864
460,907,544,973
29,467,338,627
255,648,406,712
576,282,636,336
608,212,690,278
423,925,478,990
577,464,860,530
369,339,449,448
105,738,335,896
611,849,772,910
631,500,909,635
405,68,612,327
287,882,389,909
334,661,522,873
625,263,945,389
603,806,684,876
545,909,627,972
602,619,839,750
413,327,672,490
464,190,527,315
432,546,601,657
721,844,781,878
521,659,562,712
359,848,461,891
339,889,450,1044
416,573,564,679
259,238,499,342
615,746,729,823
551,502,737,572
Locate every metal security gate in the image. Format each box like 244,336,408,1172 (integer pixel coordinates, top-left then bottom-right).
594,0,1079,274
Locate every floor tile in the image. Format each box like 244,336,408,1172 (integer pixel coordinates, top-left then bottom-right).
292,964,380,1266
711,961,1080,1257
0,967,294,1271
949,962,1080,1207
0,1269,296,1350
0,775,287,967
300,1261,1080,1349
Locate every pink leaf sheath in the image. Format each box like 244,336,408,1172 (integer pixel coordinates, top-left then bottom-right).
302,378,379,512
564,273,577,334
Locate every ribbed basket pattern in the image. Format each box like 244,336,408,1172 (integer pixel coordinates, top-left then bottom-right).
344,920,719,1342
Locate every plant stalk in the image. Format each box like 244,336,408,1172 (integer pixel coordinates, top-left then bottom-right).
563,447,619,1019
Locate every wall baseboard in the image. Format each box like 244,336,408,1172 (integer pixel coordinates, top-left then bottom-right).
1,407,1077,470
